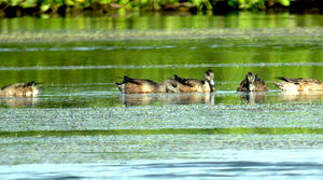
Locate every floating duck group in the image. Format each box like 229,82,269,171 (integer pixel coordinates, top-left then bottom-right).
116,70,323,95
115,70,215,94
0,70,322,97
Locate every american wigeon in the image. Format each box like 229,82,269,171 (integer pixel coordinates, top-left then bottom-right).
169,70,215,93
237,72,269,92
274,77,323,94
0,81,40,97
116,76,178,94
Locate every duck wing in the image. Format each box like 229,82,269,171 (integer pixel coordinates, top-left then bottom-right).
237,77,249,92
174,75,198,87
1,81,38,90
278,77,321,84
125,76,158,85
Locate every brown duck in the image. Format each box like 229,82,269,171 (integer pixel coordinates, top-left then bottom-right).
274,77,323,94
115,76,178,94
237,72,269,92
170,69,215,93
0,81,40,97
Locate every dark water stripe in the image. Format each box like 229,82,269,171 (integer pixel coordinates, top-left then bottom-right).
0,127,322,137
135,161,323,168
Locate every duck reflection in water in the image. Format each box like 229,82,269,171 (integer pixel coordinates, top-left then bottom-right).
239,92,266,105
0,97,39,108
277,93,323,102
120,93,215,106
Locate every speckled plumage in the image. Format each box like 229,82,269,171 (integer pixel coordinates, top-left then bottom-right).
116,76,178,94
0,81,40,97
274,77,323,94
237,72,268,92
170,70,215,93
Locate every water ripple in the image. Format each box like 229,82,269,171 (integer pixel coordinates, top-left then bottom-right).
0,62,322,71
0,45,176,52
1,150,322,179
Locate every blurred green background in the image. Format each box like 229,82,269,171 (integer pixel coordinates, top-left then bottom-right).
0,0,322,17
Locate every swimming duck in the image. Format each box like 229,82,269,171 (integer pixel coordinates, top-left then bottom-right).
237,72,269,92
274,77,323,94
0,81,40,97
116,76,178,94
169,69,215,93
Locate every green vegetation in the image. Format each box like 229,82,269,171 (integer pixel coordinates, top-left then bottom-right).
0,0,321,17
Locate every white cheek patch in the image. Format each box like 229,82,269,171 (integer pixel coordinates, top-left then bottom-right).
26,91,33,97
33,89,39,96
32,87,40,97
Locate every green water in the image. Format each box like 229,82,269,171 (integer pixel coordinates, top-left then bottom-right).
0,37,322,107
0,12,322,178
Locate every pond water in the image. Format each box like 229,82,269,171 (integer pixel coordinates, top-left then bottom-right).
0,12,322,179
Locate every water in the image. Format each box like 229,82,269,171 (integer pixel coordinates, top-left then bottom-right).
1,151,323,179
0,12,322,179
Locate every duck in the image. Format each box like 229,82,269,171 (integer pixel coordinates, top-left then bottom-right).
0,81,40,97
115,76,178,94
169,69,215,93
237,72,269,92
274,77,323,94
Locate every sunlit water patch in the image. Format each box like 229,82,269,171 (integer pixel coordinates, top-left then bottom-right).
0,150,323,179
1,102,322,131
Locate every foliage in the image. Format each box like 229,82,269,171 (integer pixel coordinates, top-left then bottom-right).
0,0,297,16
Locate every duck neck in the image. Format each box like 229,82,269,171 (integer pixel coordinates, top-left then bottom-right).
248,83,255,92
206,80,215,92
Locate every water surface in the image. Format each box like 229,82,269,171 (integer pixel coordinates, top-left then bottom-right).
0,12,322,179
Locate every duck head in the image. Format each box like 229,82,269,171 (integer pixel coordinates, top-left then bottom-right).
205,69,215,92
